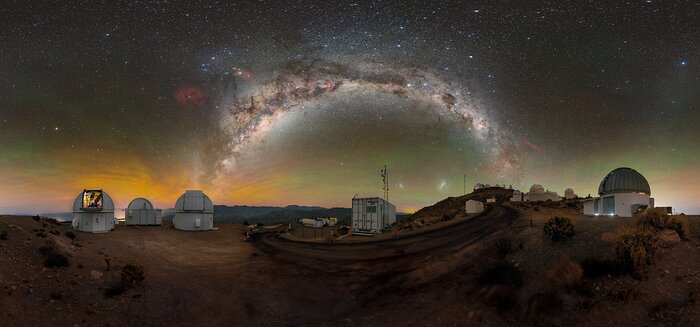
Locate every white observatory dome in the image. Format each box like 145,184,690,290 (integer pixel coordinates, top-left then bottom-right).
175,190,214,212
127,198,154,210
72,190,115,212
473,183,485,190
530,184,545,193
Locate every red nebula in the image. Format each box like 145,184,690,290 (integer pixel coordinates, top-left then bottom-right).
523,137,544,153
174,85,207,107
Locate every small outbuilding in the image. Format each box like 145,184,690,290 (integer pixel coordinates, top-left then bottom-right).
173,190,214,231
510,190,523,202
465,199,485,214
125,198,162,226
71,189,116,233
351,197,396,234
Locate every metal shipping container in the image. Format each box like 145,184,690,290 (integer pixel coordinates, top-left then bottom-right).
352,197,396,234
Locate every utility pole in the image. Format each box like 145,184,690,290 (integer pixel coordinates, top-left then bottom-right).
381,165,389,229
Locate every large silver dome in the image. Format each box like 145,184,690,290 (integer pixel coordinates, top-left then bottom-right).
598,167,651,195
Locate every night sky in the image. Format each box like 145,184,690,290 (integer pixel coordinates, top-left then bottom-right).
1,1,698,214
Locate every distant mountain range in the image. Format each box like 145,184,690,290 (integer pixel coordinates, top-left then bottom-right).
162,205,352,226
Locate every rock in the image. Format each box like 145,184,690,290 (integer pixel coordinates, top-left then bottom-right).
658,230,681,244
90,270,103,279
468,311,474,319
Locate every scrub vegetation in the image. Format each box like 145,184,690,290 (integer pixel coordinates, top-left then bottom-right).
543,216,575,242
614,226,660,272
636,209,689,240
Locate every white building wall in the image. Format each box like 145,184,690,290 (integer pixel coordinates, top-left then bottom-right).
465,200,485,214
73,212,115,233
173,212,214,231
583,200,595,215
126,209,163,225
613,193,650,217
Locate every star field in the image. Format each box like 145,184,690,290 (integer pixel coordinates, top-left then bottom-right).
0,1,698,214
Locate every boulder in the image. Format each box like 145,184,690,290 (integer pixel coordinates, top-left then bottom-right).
657,229,681,244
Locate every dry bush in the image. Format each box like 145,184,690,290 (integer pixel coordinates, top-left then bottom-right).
39,245,70,268
543,217,574,242
0,229,7,240
547,256,583,290
64,231,76,241
637,209,689,240
105,264,145,297
615,226,659,272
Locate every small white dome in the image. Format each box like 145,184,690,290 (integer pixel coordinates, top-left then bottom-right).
530,184,545,193
175,190,214,212
473,183,484,190
127,198,154,210
72,190,115,212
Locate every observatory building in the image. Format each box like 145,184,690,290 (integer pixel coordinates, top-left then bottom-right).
581,167,653,217
564,188,577,199
351,196,396,234
125,198,162,226
524,184,562,202
473,183,485,191
173,190,214,231
71,189,116,233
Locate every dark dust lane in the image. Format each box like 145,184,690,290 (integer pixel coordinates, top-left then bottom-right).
252,205,520,263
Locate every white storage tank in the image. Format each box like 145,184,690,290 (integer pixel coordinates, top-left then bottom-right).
125,198,162,226
71,189,116,233
173,190,214,231
352,197,396,234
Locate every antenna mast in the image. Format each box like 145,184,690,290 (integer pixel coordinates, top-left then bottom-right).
381,165,389,204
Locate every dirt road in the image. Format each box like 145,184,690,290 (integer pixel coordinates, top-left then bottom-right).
253,205,519,263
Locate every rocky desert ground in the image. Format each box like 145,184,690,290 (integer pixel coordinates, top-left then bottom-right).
1,196,699,326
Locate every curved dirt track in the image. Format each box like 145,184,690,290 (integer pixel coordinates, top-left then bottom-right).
253,205,520,263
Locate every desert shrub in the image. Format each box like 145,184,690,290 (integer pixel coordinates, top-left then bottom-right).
120,264,145,287
543,217,574,242
637,209,689,240
0,230,7,240
32,215,40,222
580,257,625,278
547,256,583,290
64,231,76,240
615,226,659,272
478,263,524,287
43,249,70,268
105,264,145,297
496,238,515,258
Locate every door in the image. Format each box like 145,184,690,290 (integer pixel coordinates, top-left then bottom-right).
95,213,106,231
363,200,377,231
603,196,615,215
